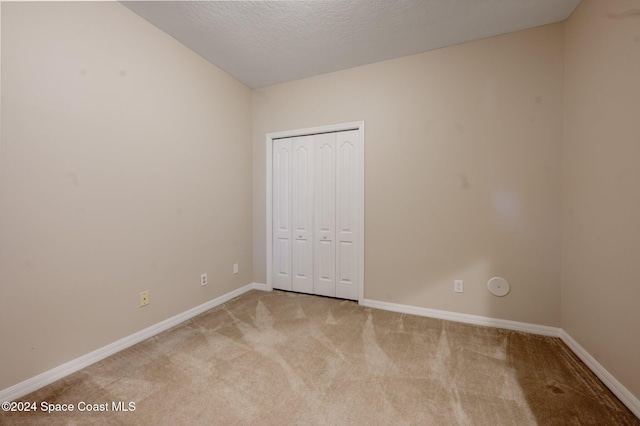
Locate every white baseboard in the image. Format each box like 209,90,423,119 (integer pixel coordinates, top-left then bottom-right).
560,330,640,418
0,283,264,403
361,298,561,337
251,282,269,291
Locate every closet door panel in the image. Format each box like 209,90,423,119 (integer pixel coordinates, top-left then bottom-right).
291,136,314,294
314,133,336,297
272,138,293,291
336,130,359,300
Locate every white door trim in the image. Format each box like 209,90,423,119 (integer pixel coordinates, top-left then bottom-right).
266,121,365,303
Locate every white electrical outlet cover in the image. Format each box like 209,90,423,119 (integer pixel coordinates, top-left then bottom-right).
487,277,510,297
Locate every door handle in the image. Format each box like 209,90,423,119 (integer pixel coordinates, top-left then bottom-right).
323,235,327,239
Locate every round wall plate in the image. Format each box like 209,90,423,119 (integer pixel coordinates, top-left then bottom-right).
487,277,510,297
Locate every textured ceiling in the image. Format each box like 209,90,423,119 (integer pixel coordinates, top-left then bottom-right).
121,0,581,89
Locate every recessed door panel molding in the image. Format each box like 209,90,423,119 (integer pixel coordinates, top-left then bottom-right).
337,131,358,234
336,241,357,299
315,240,336,297
272,138,292,291
267,121,364,303
293,239,312,291
291,135,314,294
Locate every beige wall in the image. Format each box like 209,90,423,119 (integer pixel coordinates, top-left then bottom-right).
0,2,252,390
253,24,565,326
563,0,640,398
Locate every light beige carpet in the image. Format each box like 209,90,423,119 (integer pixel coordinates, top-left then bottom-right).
2,290,638,425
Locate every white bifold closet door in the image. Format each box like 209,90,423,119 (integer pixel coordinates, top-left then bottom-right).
292,135,314,294
272,137,293,291
272,130,359,300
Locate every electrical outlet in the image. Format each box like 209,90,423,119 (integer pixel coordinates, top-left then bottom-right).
139,290,149,307
200,273,207,286
454,280,464,293
233,263,239,274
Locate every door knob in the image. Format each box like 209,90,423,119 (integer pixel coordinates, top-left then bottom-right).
323,236,327,239
298,235,302,239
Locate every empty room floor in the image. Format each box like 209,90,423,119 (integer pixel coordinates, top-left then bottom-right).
1,290,638,425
